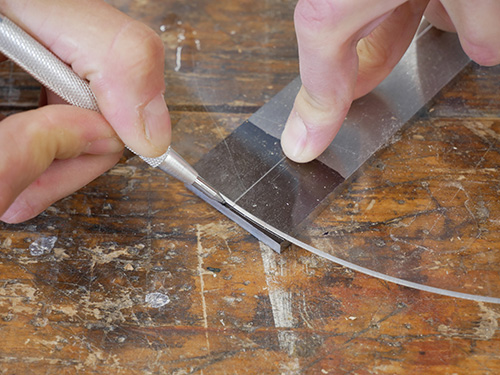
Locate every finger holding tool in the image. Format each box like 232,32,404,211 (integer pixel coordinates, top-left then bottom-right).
0,13,225,206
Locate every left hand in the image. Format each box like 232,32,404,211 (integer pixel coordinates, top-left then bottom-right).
0,0,171,223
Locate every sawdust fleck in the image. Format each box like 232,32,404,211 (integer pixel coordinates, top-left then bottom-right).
223,296,237,305
33,336,67,352
2,236,12,248
124,263,134,271
84,245,130,265
53,305,78,317
0,282,38,310
84,349,105,368
30,316,48,327
53,247,69,260
279,358,300,373
74,292,136,324
228,255,244,264
366,199,376,211
45,206,61,215
120,179,139,194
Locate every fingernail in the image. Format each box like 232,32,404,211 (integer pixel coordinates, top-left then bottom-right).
85,137,124,154
281,111,308,161
1,202,24,224
1,211,21,224
142,94,170,154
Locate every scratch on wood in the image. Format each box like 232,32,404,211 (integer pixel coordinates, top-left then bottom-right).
475,302,500,340
259,242,297,355
438,303,500,340
196,224,211,352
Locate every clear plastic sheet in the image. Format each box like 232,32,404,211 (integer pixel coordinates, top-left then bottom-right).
191,25,500,303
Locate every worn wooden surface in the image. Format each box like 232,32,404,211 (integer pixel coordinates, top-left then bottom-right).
1,1,500,374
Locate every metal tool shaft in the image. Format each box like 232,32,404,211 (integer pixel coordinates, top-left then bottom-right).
0,13,224,203
157,148,224,203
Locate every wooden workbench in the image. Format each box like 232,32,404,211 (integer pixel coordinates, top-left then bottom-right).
1,1,500,373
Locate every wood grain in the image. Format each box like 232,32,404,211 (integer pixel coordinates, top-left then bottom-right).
1,1,500,374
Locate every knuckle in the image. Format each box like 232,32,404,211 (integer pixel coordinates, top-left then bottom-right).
105,20,165,83
23,107,82,160
123,22,164,70
91,21,166,103
133,23,165,62
298,86,351,129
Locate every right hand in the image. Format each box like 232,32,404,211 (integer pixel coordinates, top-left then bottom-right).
282,0,500,163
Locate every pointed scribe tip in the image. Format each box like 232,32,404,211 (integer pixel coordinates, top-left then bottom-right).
192,177,225,204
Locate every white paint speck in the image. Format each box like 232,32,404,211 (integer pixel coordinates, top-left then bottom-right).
366,199,376,211
145,292,170,308
174,46,182,72
29,236,57,256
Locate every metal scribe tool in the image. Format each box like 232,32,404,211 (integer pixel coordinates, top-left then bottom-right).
0,13,224,205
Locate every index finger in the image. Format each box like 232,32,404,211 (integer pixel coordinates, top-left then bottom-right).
282,0,427,162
